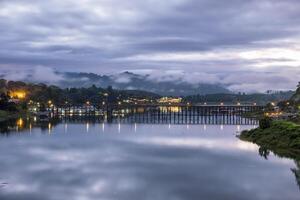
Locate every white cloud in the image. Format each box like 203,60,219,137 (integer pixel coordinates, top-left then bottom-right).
146,70,220,85
113,73,132,83
31,66,63,83
140,68,299,92
1,66,63,84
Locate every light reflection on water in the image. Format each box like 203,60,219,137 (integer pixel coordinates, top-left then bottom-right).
0,121,299,200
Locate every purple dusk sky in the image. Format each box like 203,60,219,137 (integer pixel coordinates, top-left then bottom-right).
0,0,300,92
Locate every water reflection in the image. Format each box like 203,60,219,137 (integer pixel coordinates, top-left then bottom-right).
0,121,299,199
0,115,258,135
86,123,90,133
292,161,300,189
256,146,300,191
48,123,52,134
64,123,68,133
16,118,24,129
0,118,61,135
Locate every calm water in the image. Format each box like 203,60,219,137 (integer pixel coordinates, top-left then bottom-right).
0,118,299,200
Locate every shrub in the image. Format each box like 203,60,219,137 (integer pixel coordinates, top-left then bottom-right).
259,117,272,129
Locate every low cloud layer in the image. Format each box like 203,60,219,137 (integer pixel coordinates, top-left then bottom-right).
0,66,63,84
145,69,299,92
0,66,298,93
0,0,300,92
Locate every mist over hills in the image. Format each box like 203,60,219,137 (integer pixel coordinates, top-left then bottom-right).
1,69,295,97
2,65,298,96
0,72,294,105
57,71,230,96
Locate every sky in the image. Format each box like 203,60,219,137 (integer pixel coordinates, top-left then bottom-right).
0,0,300,92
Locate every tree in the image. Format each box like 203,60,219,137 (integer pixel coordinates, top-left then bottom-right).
297,82,300,92
0,93,18,112
0,93,9,105
259,117,272,129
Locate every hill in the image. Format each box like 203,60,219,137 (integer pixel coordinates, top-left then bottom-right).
183,92,294,105
0,79,160,105
52,72,231,96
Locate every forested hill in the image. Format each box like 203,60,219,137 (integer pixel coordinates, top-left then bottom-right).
58,72,231,96
0,79,160,105
0,79,295,106
183,92,294,105
0,71,230,96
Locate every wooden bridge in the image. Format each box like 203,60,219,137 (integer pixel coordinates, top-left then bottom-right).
51,104,263,115
50,104,263,125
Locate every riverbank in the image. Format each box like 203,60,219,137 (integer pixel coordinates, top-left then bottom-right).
0,110,30,122
239,120,300,159
241,110,264,119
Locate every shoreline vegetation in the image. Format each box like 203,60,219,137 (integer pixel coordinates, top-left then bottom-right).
0,110,30,122
0,92,30,122
239,119,300,159
241,110,265,119
239,118,300,188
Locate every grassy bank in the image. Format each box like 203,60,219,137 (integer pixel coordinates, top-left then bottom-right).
239,120,300,159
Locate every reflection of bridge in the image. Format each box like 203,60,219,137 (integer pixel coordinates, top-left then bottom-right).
115,115,257,125
57,105,261,125
60,116,257,125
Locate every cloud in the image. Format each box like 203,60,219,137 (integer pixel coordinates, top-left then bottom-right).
1,66,63,84
0,0,300,91
145,70,220,85
143,68,299,92
112,73,133,84
0,66,298,93
30,66,63,83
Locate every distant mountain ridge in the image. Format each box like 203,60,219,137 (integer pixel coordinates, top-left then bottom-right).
57,71,230,96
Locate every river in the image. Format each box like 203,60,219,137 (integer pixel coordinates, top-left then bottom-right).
0,116,299,200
